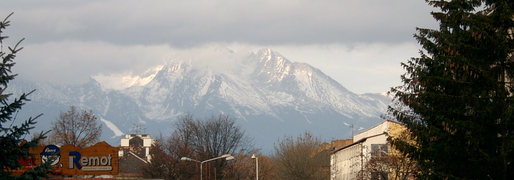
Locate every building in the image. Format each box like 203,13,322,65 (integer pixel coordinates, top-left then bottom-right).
330,120,407,180
117,134,155,178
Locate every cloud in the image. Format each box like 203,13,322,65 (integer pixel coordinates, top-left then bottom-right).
12,41,257,86
91,43,260,90
11,39,420,93
14,41,172,84
268,42,421,93
171,43,251,73
2,0,439,93
3,0,438,46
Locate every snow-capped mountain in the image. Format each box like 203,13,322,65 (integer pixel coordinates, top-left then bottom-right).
9,48,391,151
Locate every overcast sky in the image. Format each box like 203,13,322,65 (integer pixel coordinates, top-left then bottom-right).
1,1,438,94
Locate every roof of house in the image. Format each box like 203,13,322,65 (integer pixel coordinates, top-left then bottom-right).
331,120,404,154
331,133,385,154
353,119,402,137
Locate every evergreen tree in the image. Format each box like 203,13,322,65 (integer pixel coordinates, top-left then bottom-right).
389,0,514,179
0,13,52,179
388,0,514,179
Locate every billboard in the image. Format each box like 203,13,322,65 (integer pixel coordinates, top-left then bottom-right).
13,141,118,176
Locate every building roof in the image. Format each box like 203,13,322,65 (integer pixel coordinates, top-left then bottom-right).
353,119,402,137
332,120,404,154
331,133,385,154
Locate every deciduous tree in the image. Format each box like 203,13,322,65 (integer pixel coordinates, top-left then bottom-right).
141,113,252,180
49,106,102,148
221,152,275,180
389,0,514,179
271,132,329,180
141,133,196,180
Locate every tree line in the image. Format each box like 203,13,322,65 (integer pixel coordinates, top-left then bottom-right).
140,114,331,180
3,0,514,179
0,13,331,178
0,18,331,178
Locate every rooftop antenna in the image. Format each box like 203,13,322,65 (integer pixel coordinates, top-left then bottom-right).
343,122,355,139
132,124,141,134
350,124,354,138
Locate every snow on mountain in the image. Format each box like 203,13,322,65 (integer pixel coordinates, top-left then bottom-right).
123,48,388,121
100,118,124,137
93,65,164,90
8,47,392,150
249,48,387,118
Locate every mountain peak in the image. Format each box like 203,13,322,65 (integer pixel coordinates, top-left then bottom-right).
256,48,288,62
9,47,391,152
251,48,295,82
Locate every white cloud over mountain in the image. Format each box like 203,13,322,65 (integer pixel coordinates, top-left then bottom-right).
3,0,438,94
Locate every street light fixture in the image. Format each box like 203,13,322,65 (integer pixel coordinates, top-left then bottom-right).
181,154,234,180
251,154,259,180
180,157,198,162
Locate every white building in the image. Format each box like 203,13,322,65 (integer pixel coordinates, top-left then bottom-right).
118,133,156,178
119,133,154,162
330,120,404,180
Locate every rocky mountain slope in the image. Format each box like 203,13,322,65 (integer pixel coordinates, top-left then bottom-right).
9,48,391,151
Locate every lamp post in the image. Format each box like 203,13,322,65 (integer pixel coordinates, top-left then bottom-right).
251,154,259,180
181,154,234,180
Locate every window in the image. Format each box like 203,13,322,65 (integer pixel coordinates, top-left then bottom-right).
370,144,389,180
371,144,388,156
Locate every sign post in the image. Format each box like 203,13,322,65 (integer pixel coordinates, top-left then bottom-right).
13,141,118,176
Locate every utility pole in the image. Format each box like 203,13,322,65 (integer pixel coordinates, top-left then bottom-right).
252,154,259,180
350,124,354,138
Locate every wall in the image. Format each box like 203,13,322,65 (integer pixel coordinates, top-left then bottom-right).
331,120,401,180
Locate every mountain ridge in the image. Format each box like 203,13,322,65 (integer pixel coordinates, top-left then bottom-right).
9,47,391,151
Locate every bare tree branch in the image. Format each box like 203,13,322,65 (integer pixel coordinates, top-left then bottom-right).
49,106,102,147
272,132,330,180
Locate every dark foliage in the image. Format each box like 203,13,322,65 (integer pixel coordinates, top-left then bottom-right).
0,12,52,180
388,1,514,179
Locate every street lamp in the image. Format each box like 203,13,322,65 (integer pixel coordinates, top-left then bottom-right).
181,154,234,180
251,154,259,180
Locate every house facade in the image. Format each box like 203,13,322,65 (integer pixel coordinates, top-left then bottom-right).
117,133,155,178
330,120,406,180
